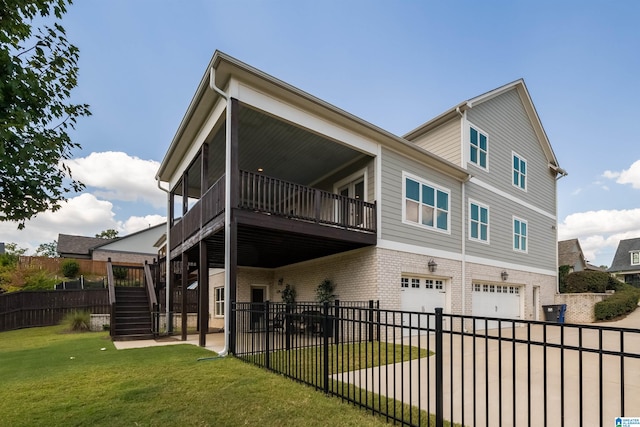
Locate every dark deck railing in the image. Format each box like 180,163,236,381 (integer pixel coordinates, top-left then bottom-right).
239,170,376,232
171,171,376,250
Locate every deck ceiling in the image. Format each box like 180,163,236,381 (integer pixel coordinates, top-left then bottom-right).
201,221,375,269
180,104,371,196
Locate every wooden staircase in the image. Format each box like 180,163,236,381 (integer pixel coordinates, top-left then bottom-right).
113,286,154,340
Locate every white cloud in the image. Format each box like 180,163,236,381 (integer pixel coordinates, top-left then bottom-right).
559,208,640,266
0,193,166,255
65,151,166,208
122,215,166,235
603,159,640,189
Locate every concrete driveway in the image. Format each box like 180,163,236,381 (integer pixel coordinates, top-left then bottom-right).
337,311,640,427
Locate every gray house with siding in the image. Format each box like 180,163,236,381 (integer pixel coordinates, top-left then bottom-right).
608,237,640,286
156,51,565,348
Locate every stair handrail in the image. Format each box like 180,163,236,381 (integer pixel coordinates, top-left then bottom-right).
144,261,158,334
107,258,116,338
143,261,158,309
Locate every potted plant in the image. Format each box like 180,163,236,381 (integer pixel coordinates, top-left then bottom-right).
316,279,336,303
280,284,296,305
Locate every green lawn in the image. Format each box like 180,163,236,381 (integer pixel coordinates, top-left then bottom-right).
0,326,390,426
0,326,459,426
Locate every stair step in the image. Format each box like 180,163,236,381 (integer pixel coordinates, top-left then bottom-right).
113,285,154,341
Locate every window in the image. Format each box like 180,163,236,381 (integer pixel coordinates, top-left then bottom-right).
411,278,420,288
401,278,409,288
214,287,224,317
469,125,488,169
632,252,640,266
404,174,450,232
513,217,528,252
513,153,527,190
469,201,489,242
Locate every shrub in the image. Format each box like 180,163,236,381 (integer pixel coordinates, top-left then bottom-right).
61,310,91,332
113,267,128,281
316,279,336,303
61,260,80,278
280,284,296,304
594,284,640,321
558,265,571,293
21,268,58,291
564,270,619,293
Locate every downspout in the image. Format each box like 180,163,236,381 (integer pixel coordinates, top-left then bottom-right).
456,106,469,328
210,65,231,357
551,164,568,293
155,179,171,327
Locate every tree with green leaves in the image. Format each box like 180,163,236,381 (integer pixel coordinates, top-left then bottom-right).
95,229,118,239
0,0,90,229
35,240,58,257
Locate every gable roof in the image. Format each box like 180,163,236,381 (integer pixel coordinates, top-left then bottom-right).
608,237,640,272
403,79,566,176
94,223,165,255
558,239,586,268
57,234,116,257
157,50,470,185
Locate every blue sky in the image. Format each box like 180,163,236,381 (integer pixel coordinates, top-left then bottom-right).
3,1,640,267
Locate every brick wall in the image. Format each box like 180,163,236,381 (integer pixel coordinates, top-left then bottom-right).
554,293,609,323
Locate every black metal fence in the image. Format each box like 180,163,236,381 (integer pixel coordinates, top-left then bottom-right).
232,303,640,427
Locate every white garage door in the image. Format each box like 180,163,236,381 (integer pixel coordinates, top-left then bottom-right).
472,283,521,330
400,276,447,336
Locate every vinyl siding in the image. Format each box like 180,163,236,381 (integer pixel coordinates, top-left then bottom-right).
409,119,462,167
464,183,557,270
380,147,462,253
466,89,556,214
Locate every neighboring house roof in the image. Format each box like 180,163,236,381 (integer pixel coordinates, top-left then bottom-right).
93,223,166,256
57,225,166,259
608,237,640,273
558,239,587,270
403,79,566,177
57,234,116,258
586,263,606,272
157,50,470,185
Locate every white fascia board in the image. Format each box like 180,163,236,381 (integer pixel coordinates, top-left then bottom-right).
168,96,227,190
237,82,379,156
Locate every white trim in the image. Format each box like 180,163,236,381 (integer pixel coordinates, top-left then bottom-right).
237,82,378,156
468,198,490,244
333,168,368,201
376,145,382,240
469,177,556,220
214,286,225,318
513,216,528,254
377,238,557,276
467,121,489,172
402,171,452,235
511,151,528,192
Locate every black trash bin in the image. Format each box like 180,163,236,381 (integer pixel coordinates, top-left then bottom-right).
543,304,567,323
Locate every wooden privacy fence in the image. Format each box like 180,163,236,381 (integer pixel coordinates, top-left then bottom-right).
18,256,142,277
0,289,110,332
